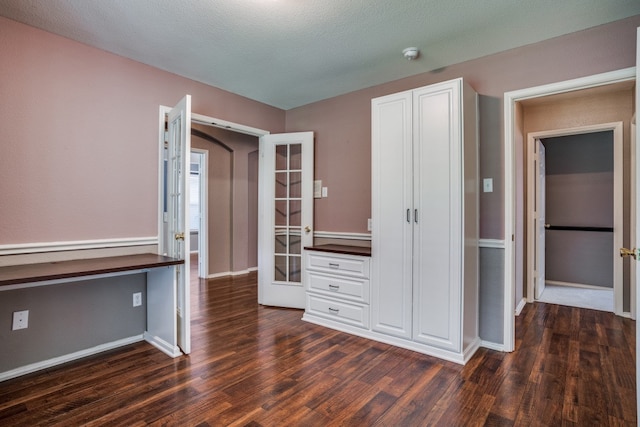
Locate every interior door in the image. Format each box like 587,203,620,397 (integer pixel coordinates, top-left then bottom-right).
166,95,191,354
535,140,546,299
258,132,314,309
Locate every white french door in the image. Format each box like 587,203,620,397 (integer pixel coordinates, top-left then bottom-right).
166,95,191,354
258,132,314,309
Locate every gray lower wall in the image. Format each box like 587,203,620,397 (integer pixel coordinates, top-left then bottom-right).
0,274,146,373
479,247,505,345
545,230,613,287
190,230,199,252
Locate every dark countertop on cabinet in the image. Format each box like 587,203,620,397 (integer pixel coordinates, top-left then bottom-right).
304,244,371,257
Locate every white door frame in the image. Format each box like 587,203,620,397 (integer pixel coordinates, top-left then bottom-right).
526,123,623,313
503,67,635,352
191,148,209,278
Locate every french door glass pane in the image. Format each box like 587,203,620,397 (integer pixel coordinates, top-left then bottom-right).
289,144,302,170
289,200,301,227
275,172,287,198
289,172,301,198
274,256,287,281
275,200,287,226
275,145,288,170
289,256,301,282
273,143,303,283
289,232,301,255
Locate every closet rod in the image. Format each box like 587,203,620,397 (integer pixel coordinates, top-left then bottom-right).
545,225,613,233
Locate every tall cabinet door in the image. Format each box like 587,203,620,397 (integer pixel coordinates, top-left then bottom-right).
412,81,462,351
371,91,414,339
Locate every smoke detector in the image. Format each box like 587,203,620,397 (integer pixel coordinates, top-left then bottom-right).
402,47,420,60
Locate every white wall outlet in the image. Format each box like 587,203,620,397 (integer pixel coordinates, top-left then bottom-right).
483,178,493,193
367,218,372,231
133,292,142,307
12,310,29,330
321,187,328,198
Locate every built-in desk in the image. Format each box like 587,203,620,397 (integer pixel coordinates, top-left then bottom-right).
0,253,184,381
0,253,182,288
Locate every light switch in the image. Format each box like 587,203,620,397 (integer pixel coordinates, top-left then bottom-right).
322,187,328,198
483,178,493,193
314,180,322,198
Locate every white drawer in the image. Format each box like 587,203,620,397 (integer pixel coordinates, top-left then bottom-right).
305,252,370,279
306,271,369,303
307,294,370,329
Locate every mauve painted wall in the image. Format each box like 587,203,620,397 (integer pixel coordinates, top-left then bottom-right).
0,16,284,245
285,16,640,238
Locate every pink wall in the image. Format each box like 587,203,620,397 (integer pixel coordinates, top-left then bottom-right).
285,16,640,238
0,16,284,245
2,14,639,245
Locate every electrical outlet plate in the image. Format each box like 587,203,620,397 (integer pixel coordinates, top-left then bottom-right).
12,310,29,330
133,292,142,307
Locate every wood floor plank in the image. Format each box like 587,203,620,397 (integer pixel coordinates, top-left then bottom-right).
0,259,636,426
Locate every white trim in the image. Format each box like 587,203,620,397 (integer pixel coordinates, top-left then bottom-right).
515,298,527,316
545,280,614,291
191,147,209,279
0,237,158,256
480,340,505,352
143,332,182,357
206,267,258,279
632,115,637,320
479,239,505,249
503,67,636,353
313,231,372,241
191,112,269,138
0,335,143,383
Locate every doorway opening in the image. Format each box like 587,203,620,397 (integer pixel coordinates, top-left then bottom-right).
526,127,622,313
190,149,207,278
503,67,636,352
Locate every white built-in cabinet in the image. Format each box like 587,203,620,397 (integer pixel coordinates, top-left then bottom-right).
302,78,479,364
371,78,479,364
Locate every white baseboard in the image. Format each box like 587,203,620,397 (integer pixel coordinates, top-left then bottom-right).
479,239,505,249
0,335,144,383
545,280,613,291
515,298,527,316
207,267,258,279
143,332,182,357
480,340,505,352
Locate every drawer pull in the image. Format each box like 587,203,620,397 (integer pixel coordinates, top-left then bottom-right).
328,284,340,291
328,307,340,314
328,263,340,269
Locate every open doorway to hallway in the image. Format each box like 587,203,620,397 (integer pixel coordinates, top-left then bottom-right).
532,131,616,313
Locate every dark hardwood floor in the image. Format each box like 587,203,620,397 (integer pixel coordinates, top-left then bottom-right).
0,260,636,426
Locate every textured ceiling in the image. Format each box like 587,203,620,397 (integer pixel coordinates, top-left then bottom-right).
1,0,639,109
